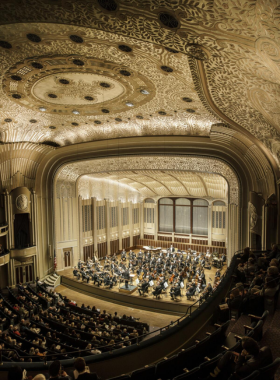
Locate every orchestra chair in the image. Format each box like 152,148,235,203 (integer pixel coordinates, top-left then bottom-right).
155,354,179,380
198,353,223,379
258,357,280,380
130,364,156,380
107,375,130,380
172,367,200,380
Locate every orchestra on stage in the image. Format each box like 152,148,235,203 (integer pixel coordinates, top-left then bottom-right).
72,246,226,302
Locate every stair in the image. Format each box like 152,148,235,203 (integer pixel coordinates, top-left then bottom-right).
43,273,61,288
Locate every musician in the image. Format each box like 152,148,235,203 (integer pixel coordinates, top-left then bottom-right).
123,269,130,289
138,280,149,296
93,273,101,287
186,282,196,299
170,244,175,253
73,267,80,280
170,281,181,300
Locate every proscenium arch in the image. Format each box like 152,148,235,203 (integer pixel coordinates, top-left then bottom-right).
34,135,277,278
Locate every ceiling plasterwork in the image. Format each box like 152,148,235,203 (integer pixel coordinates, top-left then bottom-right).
78,170,228,201
56,155,238,204
0,23,217,146
0,0,279,167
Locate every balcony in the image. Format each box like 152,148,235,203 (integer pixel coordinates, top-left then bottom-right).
0,252,10,266
0,224,8,237
10,246,36,262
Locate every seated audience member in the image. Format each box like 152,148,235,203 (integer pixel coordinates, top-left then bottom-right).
210,337,272,379
73,357,99,380
238,247,250,263
7,366,25,380
49,360,69,380
33,376,46,380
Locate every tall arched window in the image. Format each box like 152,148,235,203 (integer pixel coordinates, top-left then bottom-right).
159,198,173,232
193,199,208,235
175,198,191,233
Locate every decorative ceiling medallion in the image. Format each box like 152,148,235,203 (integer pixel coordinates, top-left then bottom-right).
26,33,41,43
16,194,28,211
4,55,154,116
0,40,12,49
159,13,179,29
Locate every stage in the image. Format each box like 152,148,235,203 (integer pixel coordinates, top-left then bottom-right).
58,252,226,315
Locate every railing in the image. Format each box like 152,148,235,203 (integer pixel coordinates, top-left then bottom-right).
0,250,239,365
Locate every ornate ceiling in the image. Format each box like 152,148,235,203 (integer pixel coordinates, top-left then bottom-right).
0,0,279,170
56,155,237,203
78,170,228,201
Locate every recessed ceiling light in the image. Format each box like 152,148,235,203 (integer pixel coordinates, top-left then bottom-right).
140,89,149,95
72,110,80,115
39,107,46,112
126,102,134,107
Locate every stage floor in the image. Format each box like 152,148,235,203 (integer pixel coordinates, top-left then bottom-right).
58,250,226,313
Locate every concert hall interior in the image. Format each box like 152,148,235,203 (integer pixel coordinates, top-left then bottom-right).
0,1,280,380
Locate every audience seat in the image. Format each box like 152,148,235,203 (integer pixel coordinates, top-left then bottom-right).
172,367,200,380
258,357,280,380
130,364,156,380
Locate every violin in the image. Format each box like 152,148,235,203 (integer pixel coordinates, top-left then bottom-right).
169,273,175,283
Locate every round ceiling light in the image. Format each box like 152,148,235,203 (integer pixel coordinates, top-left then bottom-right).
72,122,79,126
97,0,118,11
126,102,134,107
84,96,94,101
31,62,43,69
94,120,102,124
140,89,150,95
101,109,110,113
183,97,193,102
118,45,132,53
11,75,22,81
159,13,179,29
158,111,166,115
0,40,12,49
100,82,111,88
161,65,173,73
12,94,21,99
73,59,85,66
29,119,37,123
59,79,70,85
48,93,57,98
26,33,41,43
186,109,195,113
72,110,80,115
49,126,56,129
119,70,131,77
39,107,46,111
69,35,84,43
136,115,143,119
4,118,12,123
115,118,122,122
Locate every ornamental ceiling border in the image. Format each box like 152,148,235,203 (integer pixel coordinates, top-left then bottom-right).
56,155,239,205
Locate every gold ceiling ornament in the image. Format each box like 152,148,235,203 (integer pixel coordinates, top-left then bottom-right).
0,22,216,145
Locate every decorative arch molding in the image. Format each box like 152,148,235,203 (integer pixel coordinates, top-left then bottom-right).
55,155,239,205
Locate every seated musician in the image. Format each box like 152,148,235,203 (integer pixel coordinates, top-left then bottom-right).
170,281,181,300
93,273,101,287
73,267,81,280
152,282,163,297
81,269,90,283
121,250,126,261
138,279,149,296
186,282,196,299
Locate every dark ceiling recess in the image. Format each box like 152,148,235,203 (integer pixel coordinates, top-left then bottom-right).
73,59,85,66
159,13,179,29
29,119,37,123
119,70,131,76
165,47,179,53
97,0,118,11
101,109,110,113
158,111,166,115
115,118,122,122
26,33,41,43
42,141,60,147
70,35,84,43
12,94,21,99
72,122,79,126
11,75,22,81
136,115,143,119
100,82,111,88
186,109,195,113
118,45,132,52
31,62,43,69
182,97,192,102
0,41,12,49
4,118,12,123
59,79,70,84
84,96,94,101
49,126,56,129
94,120,102,124
48,94,57,98
161,66,173,73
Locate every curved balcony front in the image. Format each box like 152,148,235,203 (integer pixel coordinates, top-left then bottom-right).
0,224,8,237
10,246,36,262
